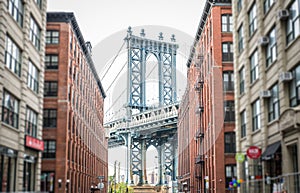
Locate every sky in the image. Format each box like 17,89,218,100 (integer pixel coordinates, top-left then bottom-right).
48,0,206,179
47,0,205,45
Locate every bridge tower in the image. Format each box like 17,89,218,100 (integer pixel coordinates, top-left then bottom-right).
123,27,179,189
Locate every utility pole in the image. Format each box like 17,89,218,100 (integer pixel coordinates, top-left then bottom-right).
118,161,121,184
114,160,117,193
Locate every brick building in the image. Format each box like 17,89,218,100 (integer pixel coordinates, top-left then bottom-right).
178,0,235,192
0,0,47,191
41,12,107,193
233,0,300,192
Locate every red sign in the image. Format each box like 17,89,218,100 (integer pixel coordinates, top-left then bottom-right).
25,135,44,151
246,146,261,159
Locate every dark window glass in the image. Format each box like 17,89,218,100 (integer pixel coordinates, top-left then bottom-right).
5,35,21,76
268,84,280,122
250,50,259,83
239,67,245,94
25,107,37,137
44,81,58,97
46,31,59,44
222,14,232,32
27,61,39,93
237,0,242,12
34,0,42,8
45,54,58,69
264,0,275,13
266,27,277,67
249,4,257,37
41,172,55,193
252,99,261,131
222,42,233,61
2,90,19,128
43,141,56,158
43,109,57,128
8,0,23,27
30,17,41,50
287,0,300,44
241,110,246,138
238,25,244,53
223,71,234,92
225,132,236,153
290,64,300,107
224,101,235,122
225,165,237,189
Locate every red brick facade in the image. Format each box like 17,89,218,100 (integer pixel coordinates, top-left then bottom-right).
178,1,235,193
42,12,107,193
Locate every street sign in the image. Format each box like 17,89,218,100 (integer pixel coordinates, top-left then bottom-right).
246,146,261,159
97,176,105,180
235,153,245,162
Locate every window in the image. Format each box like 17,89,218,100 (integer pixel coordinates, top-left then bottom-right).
23,160,35,191
29,17,41,50
238,25,244,53
222,42,233,61
249,4,257,37
34,0,42,9
8,0,23,26
223,71,234,92
224,101,235,122
225,165,237,188
289,64,300,107
237,0,242,12
252,99,261,131
268,84,280,122
0,150,17,192
43,109,57,127
25,107,37,137
46,31,59,44
41,172,55,193
239,67,245,94
264,0,275,13
225,132,236,153
27,61,39,93
2,90,19,128
45,54,58,69
250,50,259,83
44,81,58,97
43,141,56,158
266,27,277,67
287,0,300,44
222,14,232,32
241,110,246,138
5,35,21,76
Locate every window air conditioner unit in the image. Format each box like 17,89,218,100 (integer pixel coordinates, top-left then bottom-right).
260,90,272,98
279,72,293,82
258,36,269,46
278,9,289,20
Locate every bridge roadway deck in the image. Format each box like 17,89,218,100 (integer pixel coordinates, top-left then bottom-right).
105,103,179,148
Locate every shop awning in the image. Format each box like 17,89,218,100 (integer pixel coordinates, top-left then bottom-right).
261,141,281,161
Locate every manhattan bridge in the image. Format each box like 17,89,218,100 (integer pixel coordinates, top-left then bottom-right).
105,27,180,192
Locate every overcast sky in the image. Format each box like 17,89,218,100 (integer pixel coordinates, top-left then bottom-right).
47,0,206,178
47,0,205,45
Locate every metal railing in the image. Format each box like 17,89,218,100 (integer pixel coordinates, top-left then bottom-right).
239,172,300,193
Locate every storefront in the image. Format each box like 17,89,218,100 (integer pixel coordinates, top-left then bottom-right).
41,171,55,193
0,145,17,192
24,135,44,191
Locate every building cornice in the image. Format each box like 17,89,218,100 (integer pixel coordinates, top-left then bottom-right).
47,12,106,98
186,0,231,68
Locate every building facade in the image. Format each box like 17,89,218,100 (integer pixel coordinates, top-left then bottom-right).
0,0,47,192
178,1,235,192
233,0,300,192
41,12,107,193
